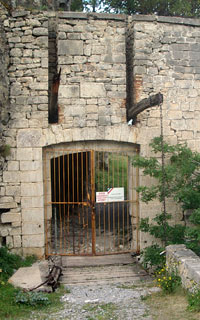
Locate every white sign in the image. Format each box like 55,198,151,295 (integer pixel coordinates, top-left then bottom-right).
96,188,124,203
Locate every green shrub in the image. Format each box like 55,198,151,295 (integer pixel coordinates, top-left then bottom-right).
141,244,165,270
132,137,200,259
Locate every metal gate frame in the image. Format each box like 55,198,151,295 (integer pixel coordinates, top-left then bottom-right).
44,148,139,257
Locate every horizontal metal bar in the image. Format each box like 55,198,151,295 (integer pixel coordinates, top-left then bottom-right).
47,201,89,205
47,200,138,205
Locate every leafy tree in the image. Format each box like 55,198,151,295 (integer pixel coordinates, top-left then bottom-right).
103,0,200,17
132,137,200,257
83,0,104,12
71,0,83,11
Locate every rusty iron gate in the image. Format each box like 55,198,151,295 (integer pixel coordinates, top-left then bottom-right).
44,149,139,256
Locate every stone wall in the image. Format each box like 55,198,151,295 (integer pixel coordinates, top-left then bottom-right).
166,245,200,292
1,10,200,256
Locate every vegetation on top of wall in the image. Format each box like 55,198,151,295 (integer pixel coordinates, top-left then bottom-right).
132,137,200,268
103,0,200,17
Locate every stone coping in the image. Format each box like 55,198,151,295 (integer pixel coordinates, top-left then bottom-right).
8,9,200,27
166,244,200,292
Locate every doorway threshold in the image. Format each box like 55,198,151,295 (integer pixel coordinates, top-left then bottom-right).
61,253,135,267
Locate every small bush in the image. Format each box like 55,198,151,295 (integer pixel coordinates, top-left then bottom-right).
141,244,165,270
155,267,181,294
15,291,50,307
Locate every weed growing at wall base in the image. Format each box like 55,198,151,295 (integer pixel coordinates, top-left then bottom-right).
155,266,181,294
187,289,200,312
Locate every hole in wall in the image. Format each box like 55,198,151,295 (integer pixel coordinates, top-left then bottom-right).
1,237,6,246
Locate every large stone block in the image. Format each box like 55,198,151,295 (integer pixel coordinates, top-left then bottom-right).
6,186,21,197
21,196,44,209
59,85,80,98
22,222,44,235
33,27,48,36
21,183,43,197
58,40,83,55
8,161,19,171
22,234,44,248
29,82,47,90
1,212,21,224
22,208,44,223
13,235,22,248
17,148,34,160
23,247,44,258
80,82,106,98
0,202,17,209
17,129,44,147
20,160,42,171
3,171,20,183
6,236,13,248
20,171,42,183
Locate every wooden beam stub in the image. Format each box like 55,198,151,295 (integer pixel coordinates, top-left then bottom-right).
127,92,163,122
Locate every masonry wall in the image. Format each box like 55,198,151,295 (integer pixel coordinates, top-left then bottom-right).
1,8,200,256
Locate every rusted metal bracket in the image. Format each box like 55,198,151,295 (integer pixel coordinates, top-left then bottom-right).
127,92,163,123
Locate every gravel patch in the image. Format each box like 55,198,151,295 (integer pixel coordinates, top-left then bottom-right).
46,283,157,319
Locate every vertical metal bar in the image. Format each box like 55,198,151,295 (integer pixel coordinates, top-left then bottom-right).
77,152,81,253
97,152,101,250
72,153,74,206
112,153,115,250
131,157,134,252
136,149,140,253
102,152,106,252
43,149,48,256
86,152,89,253
108,153,111,252
54,206,57,253
81,152,85,253
103,151,105,190
48,152,52,255
117,154,120,249
67,153,70,252
72,153,75,254
127,155,129,248
122,154,125,249
91,150,96,255
58,154,62,252
63,153,66,252
53,152,57,253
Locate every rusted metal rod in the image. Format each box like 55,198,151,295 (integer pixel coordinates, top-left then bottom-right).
127,92,163,122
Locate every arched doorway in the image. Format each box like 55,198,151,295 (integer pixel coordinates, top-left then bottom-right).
43,141,139,256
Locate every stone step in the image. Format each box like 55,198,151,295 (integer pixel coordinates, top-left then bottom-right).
60,261,151,286
61,253,136,267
